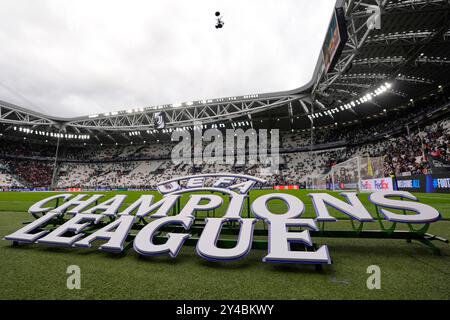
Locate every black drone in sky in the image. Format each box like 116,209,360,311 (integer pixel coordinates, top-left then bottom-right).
215,11,224,29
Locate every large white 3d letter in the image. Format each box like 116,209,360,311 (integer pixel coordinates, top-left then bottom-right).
196,218,256,261
252,193,331,264
119,195,180,218
369,191,441,223
133,216,193,258
222,194,247,219
53,194,105,215
28,194,72,216
37,214,103,246
309,193,375,222
75,215,136,252
4,211,60,243
263,219,331,264
82,195,127,216
251,193,305,220
178,195,223,218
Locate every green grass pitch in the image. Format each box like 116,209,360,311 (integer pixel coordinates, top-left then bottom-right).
0,190,449,300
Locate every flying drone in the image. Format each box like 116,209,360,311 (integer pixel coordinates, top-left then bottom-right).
215,11,224,29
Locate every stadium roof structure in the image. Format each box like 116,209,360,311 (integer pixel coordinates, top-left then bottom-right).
0,0,449,145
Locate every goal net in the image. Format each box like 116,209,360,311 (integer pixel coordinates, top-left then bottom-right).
330,157,361,191
327,156,392,192
311,173,333,190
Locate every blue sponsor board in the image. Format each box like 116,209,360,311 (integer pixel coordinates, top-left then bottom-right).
397,174,450,193
427,174,450,194
1,187,51,192
397,179,421,189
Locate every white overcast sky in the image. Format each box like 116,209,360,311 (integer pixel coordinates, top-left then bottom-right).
0,0,336,118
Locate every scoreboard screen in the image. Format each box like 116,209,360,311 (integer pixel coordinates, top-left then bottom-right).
322,6,348,73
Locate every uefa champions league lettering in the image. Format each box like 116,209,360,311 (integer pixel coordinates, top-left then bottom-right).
3,174,441,264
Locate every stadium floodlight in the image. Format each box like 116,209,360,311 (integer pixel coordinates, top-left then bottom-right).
88,114,99,118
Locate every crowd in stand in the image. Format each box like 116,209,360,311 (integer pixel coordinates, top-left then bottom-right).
0,163,23,188
2,160,53,187
0,110,448,189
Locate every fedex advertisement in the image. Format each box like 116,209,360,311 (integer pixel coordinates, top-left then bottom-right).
360,177,394,192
